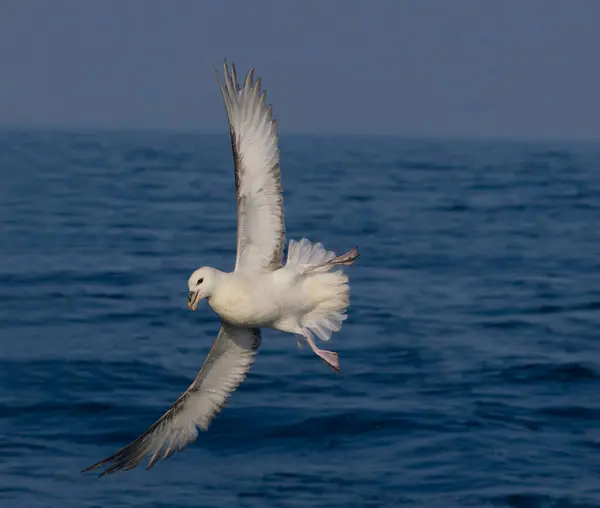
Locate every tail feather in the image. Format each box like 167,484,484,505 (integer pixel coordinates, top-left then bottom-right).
286,238,336,271
285,238,358,342
286,238,359,274
306,312,348,341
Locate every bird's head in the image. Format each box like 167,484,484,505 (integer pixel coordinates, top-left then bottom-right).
187,267,218,311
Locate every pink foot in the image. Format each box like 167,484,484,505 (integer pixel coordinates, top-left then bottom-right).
315,349,340,373
303,329,341,373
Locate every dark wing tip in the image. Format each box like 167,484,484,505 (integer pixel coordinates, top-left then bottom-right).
81,459,105,474
81,454,120,478
80,431,156,477
81,459,112,479
213,57,229,75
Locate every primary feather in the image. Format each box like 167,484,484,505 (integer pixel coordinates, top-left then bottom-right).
214,61,286,273
82,325,260,476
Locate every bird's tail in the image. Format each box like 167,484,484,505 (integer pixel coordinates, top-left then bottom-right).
285,238,359,341
285,238,359,274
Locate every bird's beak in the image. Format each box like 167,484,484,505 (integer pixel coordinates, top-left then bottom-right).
187,291,200,311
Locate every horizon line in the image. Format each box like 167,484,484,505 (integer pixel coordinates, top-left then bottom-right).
0,122,598,146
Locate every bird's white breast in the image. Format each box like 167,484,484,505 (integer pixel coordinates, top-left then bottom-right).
208,272,281,327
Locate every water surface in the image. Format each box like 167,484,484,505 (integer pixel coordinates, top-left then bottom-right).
1,130,600,507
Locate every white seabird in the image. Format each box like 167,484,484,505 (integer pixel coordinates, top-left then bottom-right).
83,61,359,476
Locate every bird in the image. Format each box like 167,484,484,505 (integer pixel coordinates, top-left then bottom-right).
82,60,359,477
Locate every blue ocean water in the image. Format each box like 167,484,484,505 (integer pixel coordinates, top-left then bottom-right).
1,129,600,507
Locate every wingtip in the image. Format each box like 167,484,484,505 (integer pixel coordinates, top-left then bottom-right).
213,58,231,76
231,62,241,90
146,452,161,471
81,463,107,479
82,454,118,477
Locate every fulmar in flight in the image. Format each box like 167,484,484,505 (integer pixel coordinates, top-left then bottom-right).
83,60,359,477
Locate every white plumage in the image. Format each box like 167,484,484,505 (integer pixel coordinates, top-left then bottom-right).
83,61,359,477
215,63,285,274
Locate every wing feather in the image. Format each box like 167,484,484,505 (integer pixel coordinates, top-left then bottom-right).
214,60,285,273
82,324,260,476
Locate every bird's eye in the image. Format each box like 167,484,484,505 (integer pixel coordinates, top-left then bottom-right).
197,278,203,285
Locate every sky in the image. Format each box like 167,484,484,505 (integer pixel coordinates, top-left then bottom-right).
1,0,600,140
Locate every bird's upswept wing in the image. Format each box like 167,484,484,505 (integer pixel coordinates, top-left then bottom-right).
214,60,286,273
82,324,260,476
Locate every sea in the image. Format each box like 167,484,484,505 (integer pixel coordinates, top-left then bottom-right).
1,129,599,507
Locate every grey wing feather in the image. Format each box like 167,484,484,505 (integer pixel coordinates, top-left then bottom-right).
82,324,260,476
214,60,286,273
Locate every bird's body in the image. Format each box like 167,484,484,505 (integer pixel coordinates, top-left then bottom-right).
83,60,359,477
206,269,297,329
202,239,356,335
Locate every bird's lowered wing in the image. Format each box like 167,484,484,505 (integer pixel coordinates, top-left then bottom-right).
214,60,286,274
82,324,260,476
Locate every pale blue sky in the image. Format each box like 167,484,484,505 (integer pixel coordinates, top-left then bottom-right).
1,0,600,140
